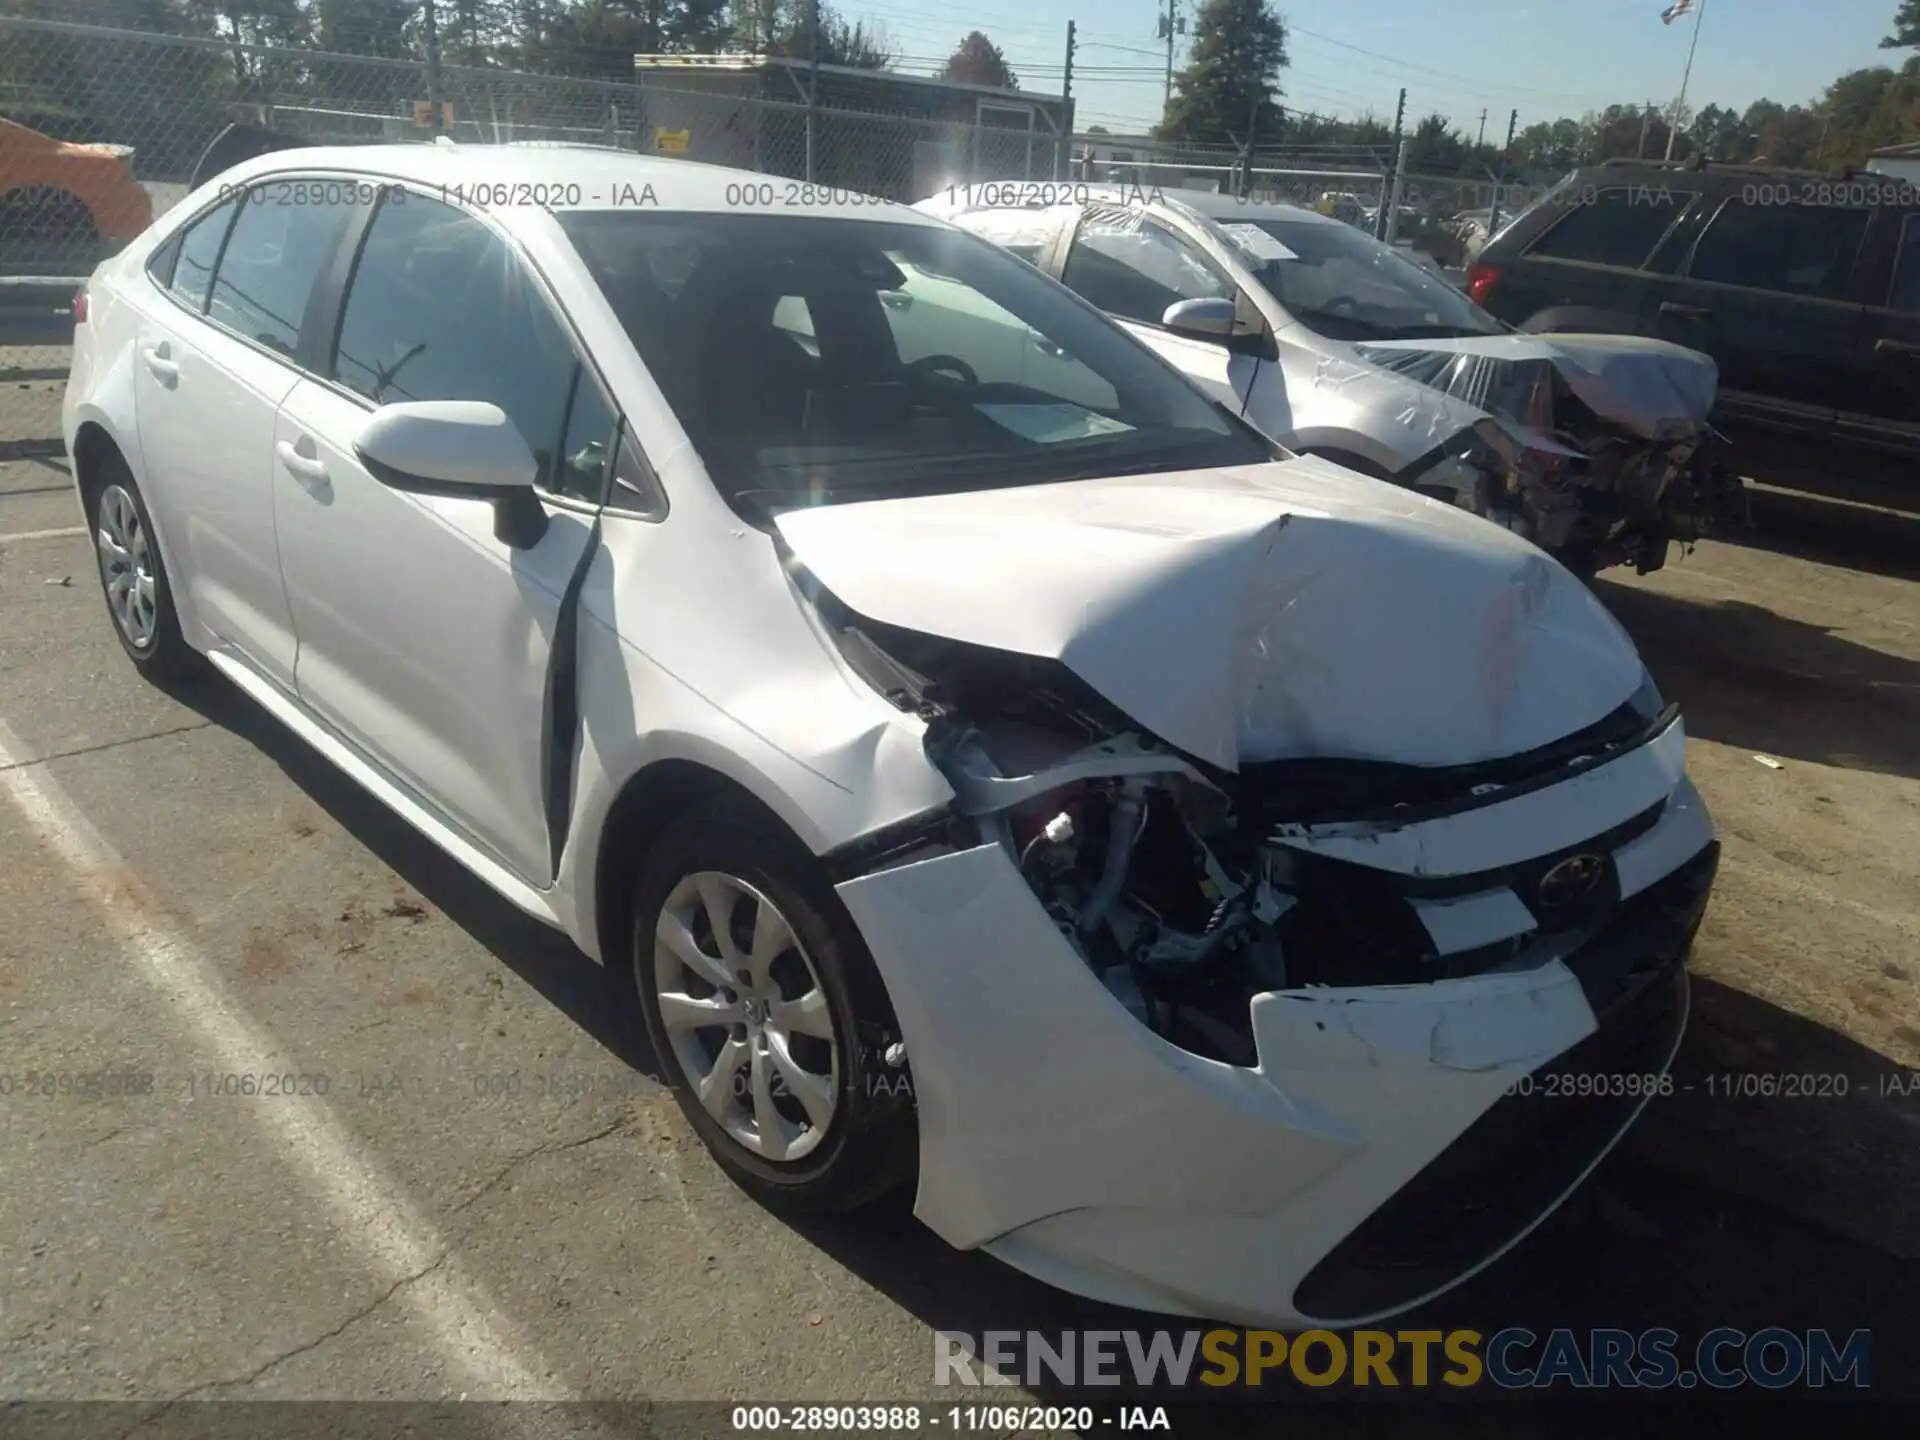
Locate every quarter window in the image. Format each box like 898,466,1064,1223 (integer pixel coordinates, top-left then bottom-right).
333,193,580,495
1525,188,1688,268
207,186,357,357
1061,211,1235,325
1687,200,1871,299
163,197,239,312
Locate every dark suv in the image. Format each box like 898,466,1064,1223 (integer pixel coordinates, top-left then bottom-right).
1468,160,1919,506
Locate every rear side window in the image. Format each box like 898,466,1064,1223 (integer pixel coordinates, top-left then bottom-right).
207,186,358,357
333,193,580,494
1687,199,1871,299
1888,214,1920,313
161,197,240,311
1524,187,1687,268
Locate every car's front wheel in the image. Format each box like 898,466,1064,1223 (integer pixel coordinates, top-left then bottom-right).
620,800,917,1212
84,453,201,684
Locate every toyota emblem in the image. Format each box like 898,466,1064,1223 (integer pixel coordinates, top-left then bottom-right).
1536,853,1606,909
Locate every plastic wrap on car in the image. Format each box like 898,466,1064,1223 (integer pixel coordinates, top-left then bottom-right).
1353,334,1718,442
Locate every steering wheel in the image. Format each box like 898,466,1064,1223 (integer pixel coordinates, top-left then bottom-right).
905,353,979,388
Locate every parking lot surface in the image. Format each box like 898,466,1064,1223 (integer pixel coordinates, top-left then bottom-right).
2,462,1917,1425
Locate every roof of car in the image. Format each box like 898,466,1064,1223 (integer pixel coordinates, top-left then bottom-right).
1162,190,1346,227
214,141,941,225
915,184,1345,232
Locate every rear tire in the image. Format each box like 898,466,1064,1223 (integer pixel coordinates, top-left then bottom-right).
616,799,917,1213
82,451,203,685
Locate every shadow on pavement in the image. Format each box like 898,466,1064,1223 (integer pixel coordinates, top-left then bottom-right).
1718,486,1920,586
1597,580,1920,783
168,669,1920,1427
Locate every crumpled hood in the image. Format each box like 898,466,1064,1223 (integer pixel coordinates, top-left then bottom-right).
1354,332,1719,442
775,457,1646,770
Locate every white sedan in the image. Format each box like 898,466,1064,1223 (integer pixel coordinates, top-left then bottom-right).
65,142,1718,1327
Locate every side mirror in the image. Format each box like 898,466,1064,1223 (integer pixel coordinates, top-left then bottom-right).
355,401,548,548
1161,296,1237,341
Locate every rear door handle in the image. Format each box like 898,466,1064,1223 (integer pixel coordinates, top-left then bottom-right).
275,439,330,486
141,345,180,381
1875,337,1920,359
1659,302,1714,320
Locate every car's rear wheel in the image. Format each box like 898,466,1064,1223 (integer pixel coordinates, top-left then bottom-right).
619,800,916,1212
84,455,200,684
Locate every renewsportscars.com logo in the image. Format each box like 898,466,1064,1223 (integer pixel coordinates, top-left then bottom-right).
934,1327,1872,1390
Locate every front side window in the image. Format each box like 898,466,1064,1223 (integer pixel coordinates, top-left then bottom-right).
163,197,239,312
1882,214,1919,313
333,193,580,493
1217,214,1505,341
559,212,1266,513
1060,210,1236,325
207,185,358,357
1525,187,1689,269
1687,200,1871,299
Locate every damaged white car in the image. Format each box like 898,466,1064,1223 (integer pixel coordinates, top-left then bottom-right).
67,145,1718,1328
918,187,1746,576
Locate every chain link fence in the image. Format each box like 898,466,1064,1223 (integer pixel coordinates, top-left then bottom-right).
0,11,1064,454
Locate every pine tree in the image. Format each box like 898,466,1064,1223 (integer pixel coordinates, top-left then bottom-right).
939,31,1017,90
1882,0,1920,48
1157,0,1288,145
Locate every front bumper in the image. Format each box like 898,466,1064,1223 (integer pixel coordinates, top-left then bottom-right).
836,779,1717,1328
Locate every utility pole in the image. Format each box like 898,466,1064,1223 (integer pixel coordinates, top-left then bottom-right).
805,0,819,182
421,0,444,137
1476,109,1488,149
1157,0,1184,120
1059,20,1076,181
1637,102,1654,159
1488,108,1518,239
1663,0,1708,162
1375,86,1406,240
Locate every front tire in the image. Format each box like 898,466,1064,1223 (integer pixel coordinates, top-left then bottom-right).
618,800,917,1213
83,454,202,685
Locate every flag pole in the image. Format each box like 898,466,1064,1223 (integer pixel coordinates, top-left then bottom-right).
1663,0,1708,162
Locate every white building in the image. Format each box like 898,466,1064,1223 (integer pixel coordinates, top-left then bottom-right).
1865,141,1920,183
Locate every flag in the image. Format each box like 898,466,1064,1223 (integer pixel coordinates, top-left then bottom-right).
1661,0,1696,23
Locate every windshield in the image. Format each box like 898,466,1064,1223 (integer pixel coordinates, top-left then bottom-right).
559,213,1270,512
1211,215,1505,342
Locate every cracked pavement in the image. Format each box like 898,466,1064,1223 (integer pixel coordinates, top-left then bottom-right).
3,467,1920,1430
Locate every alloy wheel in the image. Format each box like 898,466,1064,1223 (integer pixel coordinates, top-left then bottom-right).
651,870,841,1162
95,482,157,649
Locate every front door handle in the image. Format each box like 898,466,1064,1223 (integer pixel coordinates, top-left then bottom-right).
275,439,330,487
1660,301,1714,321
141,344,180,382
1875,337,1920,359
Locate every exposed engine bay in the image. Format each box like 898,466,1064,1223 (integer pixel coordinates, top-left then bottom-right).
1359,335,1750,576
815,585,1668,1069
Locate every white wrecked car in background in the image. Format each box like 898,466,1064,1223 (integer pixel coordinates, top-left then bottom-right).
919,186,1746,576
68,143,1719,1331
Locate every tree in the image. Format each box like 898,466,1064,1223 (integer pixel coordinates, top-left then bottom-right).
763,2,893,68
1406,112,1466,174
1157,0,1288,145
938,30,1016,90
1882,0,1920,48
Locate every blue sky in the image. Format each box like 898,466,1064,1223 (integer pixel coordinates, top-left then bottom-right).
845,0,1909,137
